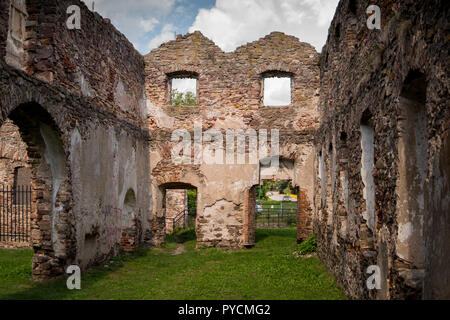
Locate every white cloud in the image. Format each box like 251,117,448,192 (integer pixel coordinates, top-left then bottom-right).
264,77,291,106
140,18,159,32
81,0,175,52
175,6,186,14
172,78,197,95
82,0,175,16
148,24,177,50
301,0,341,26
189,0,339,52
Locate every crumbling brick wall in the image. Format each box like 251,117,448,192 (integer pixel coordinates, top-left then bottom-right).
0,120,31,248
165,189,187,234
1,0,146,125
145,31,320,248
0,0,151,278
0,120,29,186
315,0,449,299
0,0,8,60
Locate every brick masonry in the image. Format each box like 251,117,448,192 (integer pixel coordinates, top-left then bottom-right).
1,0,445,300
0,120,32,247
315,0,449,299
145,31,319,248
165,189,187,233
0,0,151,278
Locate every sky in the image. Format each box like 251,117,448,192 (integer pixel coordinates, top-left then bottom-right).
81,0,340,55
264,78,291,106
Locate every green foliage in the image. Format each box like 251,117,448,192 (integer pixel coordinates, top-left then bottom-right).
187,189,197,214
256,184,269,200
297,234,317,255
171,89,197,106
256,181,297,201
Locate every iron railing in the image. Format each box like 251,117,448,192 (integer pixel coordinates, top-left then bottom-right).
0,185,31,242
256,205,297,228
167,207,196,232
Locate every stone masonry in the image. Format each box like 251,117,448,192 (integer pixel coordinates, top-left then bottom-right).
145,31,319,248
165,189,187,234
0,119,31,248
0,0,151,278
315,0,449,299
1,0,446,301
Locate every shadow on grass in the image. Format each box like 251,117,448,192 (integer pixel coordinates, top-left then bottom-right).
166,227,197,244
255,227,297,243
0,247,150,300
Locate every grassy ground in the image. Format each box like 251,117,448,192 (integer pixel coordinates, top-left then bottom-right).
256,201,297,226
0,228,346,300
258,200,298,209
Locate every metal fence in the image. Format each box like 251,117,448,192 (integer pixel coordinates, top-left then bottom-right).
167,207,197,232
0,185,31,242
256,205,297,228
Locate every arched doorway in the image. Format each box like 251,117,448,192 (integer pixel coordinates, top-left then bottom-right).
120,189,138,251
157,182,197,243
0,102,71,278
247,157,301,246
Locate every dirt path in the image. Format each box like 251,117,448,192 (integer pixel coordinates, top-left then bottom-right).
172,244,185,255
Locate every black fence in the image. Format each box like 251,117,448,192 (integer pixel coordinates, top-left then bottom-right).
0,185,31,242
167,207,197,232
256,205,297,228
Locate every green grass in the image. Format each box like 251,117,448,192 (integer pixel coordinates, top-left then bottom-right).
0,228,346,300
258,200,297,209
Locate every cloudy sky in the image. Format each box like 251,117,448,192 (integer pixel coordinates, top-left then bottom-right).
81,0,340,54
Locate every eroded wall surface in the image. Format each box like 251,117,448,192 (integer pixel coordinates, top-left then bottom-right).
0,120,28,186
145,31,320,247
0,0,151,277
165,189,187,233
315,0,449,299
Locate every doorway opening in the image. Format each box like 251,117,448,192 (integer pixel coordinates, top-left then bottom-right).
159,182,197,239
255,180,298,229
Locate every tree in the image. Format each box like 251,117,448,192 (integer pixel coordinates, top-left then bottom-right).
256,184,269,201
187,189,197,214
171,89,197,106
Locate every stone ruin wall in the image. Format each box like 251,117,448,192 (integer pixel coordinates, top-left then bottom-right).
315,0,449,299
2,0,446,301
0,120,31,248
0,0,152,277
145,31,320,248
0,120,29,187
19,0,146,126
165,189,187,233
